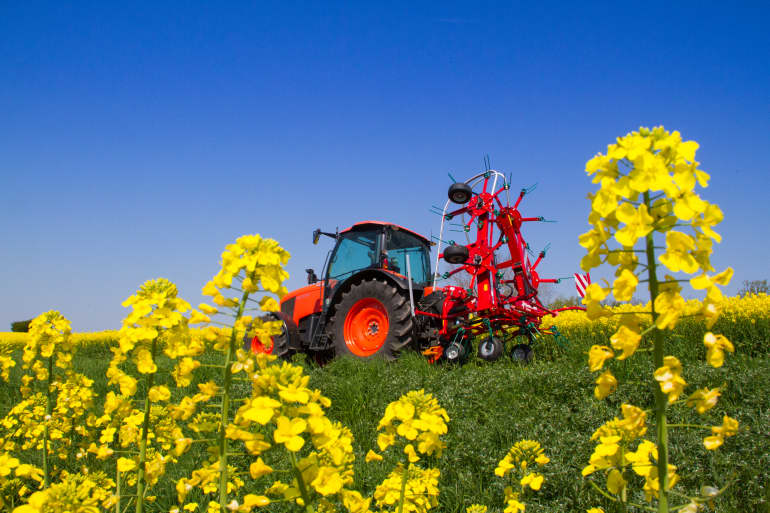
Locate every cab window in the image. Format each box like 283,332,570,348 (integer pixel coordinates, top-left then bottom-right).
327,229,379,279
386,229,431,285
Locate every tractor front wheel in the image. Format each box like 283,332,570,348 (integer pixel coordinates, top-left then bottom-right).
243,312,297,360
332,279,413,360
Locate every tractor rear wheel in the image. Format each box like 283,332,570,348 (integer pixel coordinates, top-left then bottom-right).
332,279,413,360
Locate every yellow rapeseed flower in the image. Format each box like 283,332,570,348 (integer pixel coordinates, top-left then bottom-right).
273,416,307,452
654,356,687,403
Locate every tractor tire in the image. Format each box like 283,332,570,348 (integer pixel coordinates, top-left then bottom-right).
478,336,504,361
443,244,469,264
331,279,413,360
243,312,297,360
448,182,473,204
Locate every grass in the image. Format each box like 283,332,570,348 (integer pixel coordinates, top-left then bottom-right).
1,326,768,513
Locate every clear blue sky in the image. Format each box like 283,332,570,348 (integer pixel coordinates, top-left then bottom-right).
2,2,768,331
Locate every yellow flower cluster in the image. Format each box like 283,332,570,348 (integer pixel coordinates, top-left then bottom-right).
23,311,73,383
11,470,115,513
580,129,734,391
583,404,647,486
0,452,43,510
582,127,717,270
373,464,440,513
582,405,659,497
374,389,449,461
494,440,549,513
173,352,354,512
0,311,99,502
0,331,122,350
0,332,29,349
364,390,448,513
702,415,739,451
199,235,290,343
196,235,290,355
205,234,290,297
98,278,201,511
108,278,200,394
543,293,770,334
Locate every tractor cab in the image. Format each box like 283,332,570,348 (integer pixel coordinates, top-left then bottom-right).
325,221,432,287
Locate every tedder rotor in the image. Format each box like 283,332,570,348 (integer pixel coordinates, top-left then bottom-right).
247,170,586,363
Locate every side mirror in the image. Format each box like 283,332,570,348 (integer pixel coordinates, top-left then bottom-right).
306,268,318,284
312,229,321,245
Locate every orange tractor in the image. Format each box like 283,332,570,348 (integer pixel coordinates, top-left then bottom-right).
248,171,585,363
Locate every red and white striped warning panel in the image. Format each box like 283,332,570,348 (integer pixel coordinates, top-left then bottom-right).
574,273,591,298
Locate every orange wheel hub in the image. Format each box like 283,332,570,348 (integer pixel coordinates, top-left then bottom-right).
343,298,389,357
250,335,274,354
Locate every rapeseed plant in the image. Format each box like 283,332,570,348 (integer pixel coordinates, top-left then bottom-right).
93,278,200,513
368,390,448,513
494,440,549,512
0,310,97,510
580,127,738,512
175,234,292,512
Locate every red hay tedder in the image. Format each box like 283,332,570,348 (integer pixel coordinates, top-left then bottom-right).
247,170,586,363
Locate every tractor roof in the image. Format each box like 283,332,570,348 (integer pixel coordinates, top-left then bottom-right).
341,220,430,245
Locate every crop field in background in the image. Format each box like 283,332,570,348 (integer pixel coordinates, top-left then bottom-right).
1,295,768,512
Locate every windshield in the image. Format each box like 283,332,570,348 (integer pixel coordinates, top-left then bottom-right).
327,229,379,280
386,229,431,285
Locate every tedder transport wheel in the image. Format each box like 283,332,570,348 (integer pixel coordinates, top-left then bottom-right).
243,312,297,360
332,279,413,360
511,343,534,363
443,244,469,264
448,182,473,204
477,336,504,361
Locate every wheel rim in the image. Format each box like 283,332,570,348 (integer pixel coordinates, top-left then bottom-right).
343,297,389,357
250,334,275,354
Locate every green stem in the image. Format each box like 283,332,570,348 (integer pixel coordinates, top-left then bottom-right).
42,354,53,487
620,444,628,513
588,480,618,502
290,451,315,513
588,481,656,511
135,338,158,513
397,459,409,513
116,469,121,513
644,191,669,513
218,284,251,510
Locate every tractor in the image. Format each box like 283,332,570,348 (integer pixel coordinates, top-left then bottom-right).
247,170,585,363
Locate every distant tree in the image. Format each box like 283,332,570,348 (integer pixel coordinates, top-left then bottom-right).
739,279,769,297
11,319,32,332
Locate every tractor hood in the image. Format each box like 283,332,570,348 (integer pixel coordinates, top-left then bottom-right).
279,282,325,326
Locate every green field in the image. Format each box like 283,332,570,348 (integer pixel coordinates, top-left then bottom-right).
1,322,768,513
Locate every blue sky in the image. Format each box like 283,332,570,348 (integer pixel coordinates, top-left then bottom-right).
1,2,768,331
